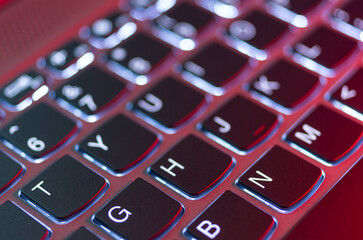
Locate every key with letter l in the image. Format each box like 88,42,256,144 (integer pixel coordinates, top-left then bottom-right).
186,191,275,240
94,178,182,240
238,146,322,208
21,156,107,220
150,135,233,196
286,106,363,163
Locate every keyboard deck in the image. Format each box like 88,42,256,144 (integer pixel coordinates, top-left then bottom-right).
0,0,363,239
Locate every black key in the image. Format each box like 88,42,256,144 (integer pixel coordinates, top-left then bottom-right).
186,191,275,240
0,201,50,240
41,40,92,78
150,135,233,196
78,115,159,173
332,0,363,31
83,12,135,49
21,156,107,220
249,60,320,109
267,0,322,15
108,34,171,84
0,103,78,158
202,96,278,152
331,68,363,115
293,27,357,71
153,3,213,49
285,157,363,240
94,178,182,240
133,77,205,128
56,67,126,116
228,11,288,50
67,227,101,240
0,71,45,106
0,151,23,193
182,43,248,92
238,146,322,208
286,106,363,163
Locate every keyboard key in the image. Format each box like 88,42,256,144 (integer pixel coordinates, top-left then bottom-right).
186,191,275,240
227,11,288,50
267,0,322,15
150,135,233,196
0,151,23,193
133,77,205,128
249,60,320,109
55,67,126,116
0,71,46,107
182,43,248,93
331,68,363,116
238,146,322,208
108,33,171,84
67,227,101,240
78,115,159,173
285,156,363,239
21,155,107,220
0,103,77,158
293,27,357,73
197,0,240,19
40,40,93,79
0,201,50,240
332,1,363,32
129,0,175,21
286,106,363,163
153,2,213,49
81,12,136,49
202,96,278,152
94,178,182,240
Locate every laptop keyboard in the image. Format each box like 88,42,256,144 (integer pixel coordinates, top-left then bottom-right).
0,0,363,239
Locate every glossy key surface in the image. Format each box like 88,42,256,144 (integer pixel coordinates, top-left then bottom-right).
249,60,319,109
78,115,159,173
133,77,204,128
238,146,322,208
285,157,363,240
0,151,22,193
150,135,233,196
186,191,275,240
56,67,126,115
0,201,50,240
94,178,182,240
202,96,278,152
21,156,107,220
286,106,363,163
0,103,77,158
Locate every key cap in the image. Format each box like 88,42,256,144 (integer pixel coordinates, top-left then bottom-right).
153,3,213,49
78,115,159,173
0,71,46,107
133,77,205,128
331,68,363,116
227,11,288,50
285,156,363,239
0,201,50,240
202,96,278,152
55,67,126,116
94,178,182,240
21,155,107,220
182,43,248,93
150,135,233,196
332,0,363,32
108,33,171,84
0,103,78,158
286,106,363,163
67,227,101,240
0,151,23,193
292,27,357,73
40,40,93,79
249,60,320,109
81,12,136,49
238,146,322,208
129,0,175,21
267,0,322,15
186,191,275,240
197,0,240,19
